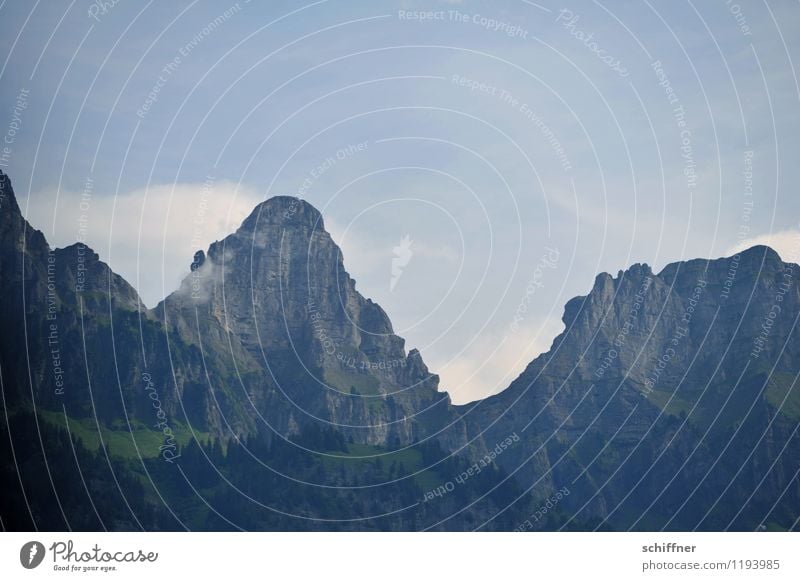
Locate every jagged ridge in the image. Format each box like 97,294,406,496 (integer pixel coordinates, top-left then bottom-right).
1,169,798,531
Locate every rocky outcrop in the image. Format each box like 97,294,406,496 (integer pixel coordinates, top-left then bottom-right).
157,195,461,447
464,245,800,530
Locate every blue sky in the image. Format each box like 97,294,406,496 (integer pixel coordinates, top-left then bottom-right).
2,0,799,402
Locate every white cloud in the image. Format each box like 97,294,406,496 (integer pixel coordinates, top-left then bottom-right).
727,229,800,265
433,315,564,404
23,181,263,308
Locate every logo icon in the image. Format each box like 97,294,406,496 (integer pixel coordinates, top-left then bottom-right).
390,234,414,292
20,541,45,569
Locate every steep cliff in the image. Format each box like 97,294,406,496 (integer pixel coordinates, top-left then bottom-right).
156,195,463,447
464,246,800,530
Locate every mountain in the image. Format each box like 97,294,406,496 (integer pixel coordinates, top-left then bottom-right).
463,246,800,530
0,170,515,531
156,194,463,448
1,169,797,531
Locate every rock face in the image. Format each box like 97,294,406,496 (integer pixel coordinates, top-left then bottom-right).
464,246,800,530
0,170,145,419
1,168,798,531
157,195,460,447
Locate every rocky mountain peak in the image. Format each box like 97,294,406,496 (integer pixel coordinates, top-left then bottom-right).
237,195,325,236
52,242,143,312
0,169,21,217
0,170,25,236
155,192,452,447
658,244,785,284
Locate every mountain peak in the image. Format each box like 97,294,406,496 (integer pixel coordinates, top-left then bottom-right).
238,195,325,234
658,244,785,284
0,169,21,217
737,243,783,265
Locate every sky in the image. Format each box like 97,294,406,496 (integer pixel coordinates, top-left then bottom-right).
1,0,799,403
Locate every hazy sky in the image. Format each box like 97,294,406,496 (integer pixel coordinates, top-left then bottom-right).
2,0,799,403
